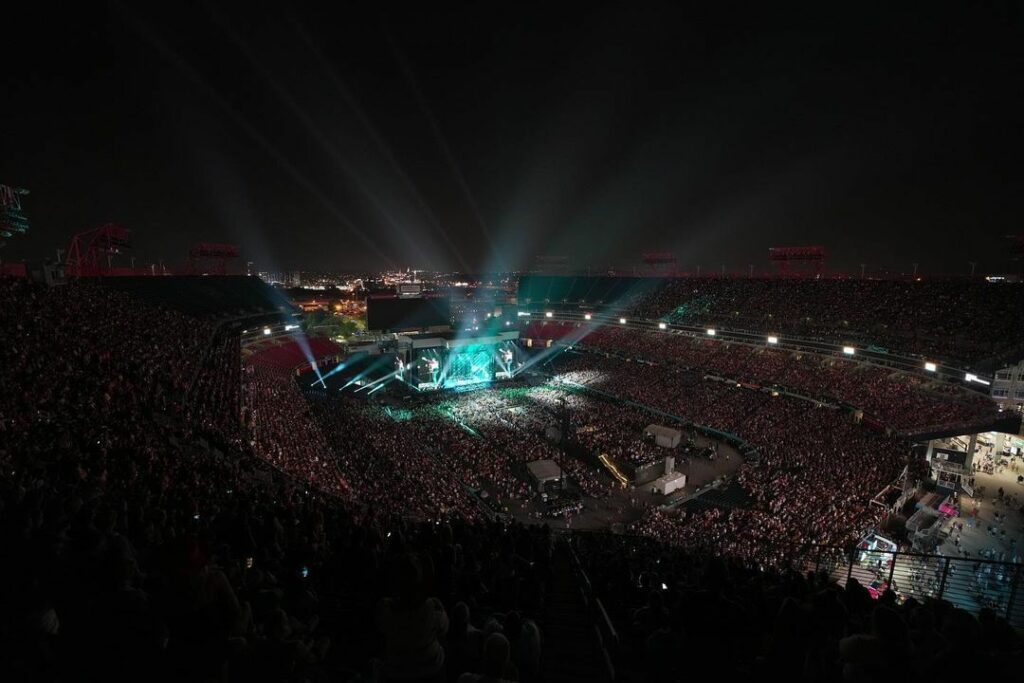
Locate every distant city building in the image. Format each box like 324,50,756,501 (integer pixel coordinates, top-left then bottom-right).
397,282,423,297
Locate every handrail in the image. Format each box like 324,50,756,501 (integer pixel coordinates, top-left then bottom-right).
567,532,1024,630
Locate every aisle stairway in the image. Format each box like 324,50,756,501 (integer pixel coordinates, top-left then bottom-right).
541,540,613,683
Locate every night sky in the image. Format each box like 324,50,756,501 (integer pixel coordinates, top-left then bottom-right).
1,2,1022,275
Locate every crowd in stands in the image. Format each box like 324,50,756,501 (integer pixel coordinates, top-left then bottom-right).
242,365,349,498
191,325,243,439
0,279,556,682
2,276,1017,681
524,321,1001,433
571,533,1023,680
543,351,906,566
518,274,1024,365
621,277,1024,366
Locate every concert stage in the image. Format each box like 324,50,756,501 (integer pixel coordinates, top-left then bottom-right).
313,329,524,395
405,330,523,391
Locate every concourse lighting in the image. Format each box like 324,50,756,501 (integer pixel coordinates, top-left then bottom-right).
545,311,553,318
842,346,855,355
767,336,779,345
517,311,530,317
924,362,937,372
263,327,272,336
706,328,716,336
658,322,667,330
584,313,592,320
285,324,299,331
965,373,991,386
619,317,627,324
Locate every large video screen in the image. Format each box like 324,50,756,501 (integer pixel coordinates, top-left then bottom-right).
367,296,451,332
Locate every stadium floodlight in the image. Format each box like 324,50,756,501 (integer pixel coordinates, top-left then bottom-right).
925,362,937,372
658,322,667,330
584,313,592,320
706,328,716,336
545,311,553,318
263,327,272,336
767,336,779,345
619,317,627,324
842,346,855,355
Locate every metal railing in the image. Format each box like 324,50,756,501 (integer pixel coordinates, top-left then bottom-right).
773,544,1023,627
563,531,1023,628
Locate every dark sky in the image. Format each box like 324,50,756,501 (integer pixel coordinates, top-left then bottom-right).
2,2,1022,275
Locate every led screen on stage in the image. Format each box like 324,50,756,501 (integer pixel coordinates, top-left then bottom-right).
367,296,451,332
412,340,522,390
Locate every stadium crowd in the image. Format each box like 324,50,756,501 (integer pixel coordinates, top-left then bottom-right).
623,277,1024,365
570,533,1023,680
524,321,1000,433
2,276,1020,681
0,280,553,682
544,351,907,565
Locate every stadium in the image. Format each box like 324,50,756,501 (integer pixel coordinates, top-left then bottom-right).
2,264,1023,681
4,4,1024,681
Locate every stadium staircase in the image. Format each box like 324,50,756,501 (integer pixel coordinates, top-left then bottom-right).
542,539,616,682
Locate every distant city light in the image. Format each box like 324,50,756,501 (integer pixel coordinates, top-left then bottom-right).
924,362,937,372
706,328,716,336
842,346,855,355
767,336,779,344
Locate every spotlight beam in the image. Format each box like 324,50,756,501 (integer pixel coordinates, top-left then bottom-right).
386,31,500,268
289,18,472,272
208,11,436,269
120,7,395,267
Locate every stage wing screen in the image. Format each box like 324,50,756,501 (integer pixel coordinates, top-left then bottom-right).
367,296,451,332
